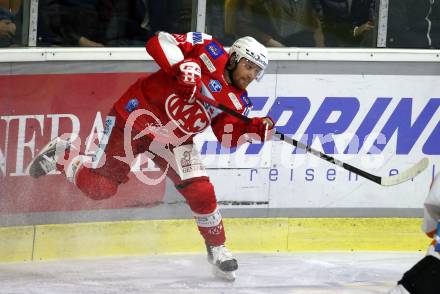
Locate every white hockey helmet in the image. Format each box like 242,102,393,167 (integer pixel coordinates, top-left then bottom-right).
229,36,268,81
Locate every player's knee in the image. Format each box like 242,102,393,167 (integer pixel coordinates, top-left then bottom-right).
177,179,217,214
76,167,118,200
398,255,440,294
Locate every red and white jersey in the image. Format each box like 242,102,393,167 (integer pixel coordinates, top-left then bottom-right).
113,32,252,146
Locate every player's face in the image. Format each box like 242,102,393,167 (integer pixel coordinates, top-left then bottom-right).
231,58,262,90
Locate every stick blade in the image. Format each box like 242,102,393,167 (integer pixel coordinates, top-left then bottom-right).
380,157,429,186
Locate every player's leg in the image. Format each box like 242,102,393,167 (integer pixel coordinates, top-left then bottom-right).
389,254,440,293
389,244,440,294
27,111,133,200
150,142,238,280
178,178,238,280
65,114,141,200
389,178,440,293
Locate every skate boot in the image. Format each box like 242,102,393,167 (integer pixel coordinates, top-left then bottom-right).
27,137,71,178
206,244,238,281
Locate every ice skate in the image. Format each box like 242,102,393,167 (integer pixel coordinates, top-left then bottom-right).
27,137,71,178
206,244,238,281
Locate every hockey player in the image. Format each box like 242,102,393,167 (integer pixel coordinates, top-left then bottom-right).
27,32,274,281
389,173,440,293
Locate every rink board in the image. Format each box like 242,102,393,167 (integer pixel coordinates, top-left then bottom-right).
0,51,439,217
0,218,430,262
0,49,438,263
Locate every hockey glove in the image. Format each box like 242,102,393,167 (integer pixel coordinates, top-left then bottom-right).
173,58,202,103
246,117,275,142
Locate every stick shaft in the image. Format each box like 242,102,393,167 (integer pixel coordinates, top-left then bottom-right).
197,93,381,184
274,132,381,184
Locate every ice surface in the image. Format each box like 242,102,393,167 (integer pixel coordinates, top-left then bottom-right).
0,252,424,294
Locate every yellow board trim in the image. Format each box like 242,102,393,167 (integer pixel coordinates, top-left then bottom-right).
0,218,432,262
286,218,430,251
0,226,34,262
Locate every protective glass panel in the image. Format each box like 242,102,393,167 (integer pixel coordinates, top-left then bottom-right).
36,0,195,47
387,0,440,49
206,0,379,48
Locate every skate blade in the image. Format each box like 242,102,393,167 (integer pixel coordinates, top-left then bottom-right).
213,267,236,281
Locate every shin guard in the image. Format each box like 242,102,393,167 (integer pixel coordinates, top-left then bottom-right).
177,179,225,245
193,208,226,246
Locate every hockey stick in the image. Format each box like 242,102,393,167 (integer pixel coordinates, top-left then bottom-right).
196,93,429,186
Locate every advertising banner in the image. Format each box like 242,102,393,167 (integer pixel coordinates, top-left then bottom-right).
1,69,438,215
0,73,166,213
202,73,439,208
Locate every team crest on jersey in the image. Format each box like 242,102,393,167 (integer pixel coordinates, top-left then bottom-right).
208,80,222,93
165,94,211,134
205,41,223,60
